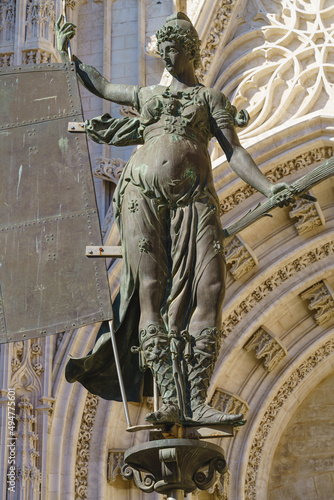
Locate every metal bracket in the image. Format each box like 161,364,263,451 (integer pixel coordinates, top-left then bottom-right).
68,121,85,133
86,245,123,258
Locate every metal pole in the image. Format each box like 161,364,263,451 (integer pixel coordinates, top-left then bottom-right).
166,490,184,500
109,320,132,428
153,380,159,412
62,0,73,62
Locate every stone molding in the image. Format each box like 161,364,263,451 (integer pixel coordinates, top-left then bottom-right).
220,146,333,215
25,0,56,43
199,0,238,81
11,340,43,394
0,0,15,44
301,280,334,325
244,337,334,500
107,450,125,484
244,326,287,372
22,49,53,64
75,392,99,499
208,469,230,500
222,240,334,338
289,194,325,235
224,235,258,280
211,388,249,417
15,396,41,495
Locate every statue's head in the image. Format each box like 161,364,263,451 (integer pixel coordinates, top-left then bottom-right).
156,12,201,71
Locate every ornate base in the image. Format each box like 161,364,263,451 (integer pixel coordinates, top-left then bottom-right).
122,438,227,495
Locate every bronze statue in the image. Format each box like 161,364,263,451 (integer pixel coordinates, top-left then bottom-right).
57,13,294,425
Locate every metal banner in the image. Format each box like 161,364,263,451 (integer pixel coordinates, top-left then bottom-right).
0,63,113,343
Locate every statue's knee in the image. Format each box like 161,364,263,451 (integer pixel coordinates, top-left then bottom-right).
139,324,169,366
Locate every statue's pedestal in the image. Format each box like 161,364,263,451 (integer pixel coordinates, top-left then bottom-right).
122,438,227,496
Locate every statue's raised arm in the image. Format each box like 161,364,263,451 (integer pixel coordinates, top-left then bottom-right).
55,15,139,107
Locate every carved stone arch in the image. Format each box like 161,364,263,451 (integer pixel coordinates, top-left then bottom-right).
230,331,334,500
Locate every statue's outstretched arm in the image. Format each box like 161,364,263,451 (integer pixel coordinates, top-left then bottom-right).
215,126,292,200
55,16,139,107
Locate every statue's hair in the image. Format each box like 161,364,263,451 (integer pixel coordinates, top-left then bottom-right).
156,15,201,70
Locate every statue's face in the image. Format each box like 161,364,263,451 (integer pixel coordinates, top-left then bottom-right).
159,40,192,76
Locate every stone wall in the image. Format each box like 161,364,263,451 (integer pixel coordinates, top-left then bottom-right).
268,372,334,500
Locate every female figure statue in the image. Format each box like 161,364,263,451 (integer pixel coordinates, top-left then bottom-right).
57,13,291,425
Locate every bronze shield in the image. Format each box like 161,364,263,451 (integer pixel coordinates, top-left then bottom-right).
0,63,113,343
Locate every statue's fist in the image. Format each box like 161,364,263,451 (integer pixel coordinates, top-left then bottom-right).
270,182,296,207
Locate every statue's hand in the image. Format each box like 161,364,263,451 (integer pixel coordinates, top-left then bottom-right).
269,182,296,207
55,15,76,55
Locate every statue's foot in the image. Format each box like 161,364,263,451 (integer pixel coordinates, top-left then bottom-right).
145,402,179,424
191,404,245,426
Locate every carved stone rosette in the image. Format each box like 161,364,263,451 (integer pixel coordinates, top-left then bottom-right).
300,280,334,325
0,53,14,67
244,326,287,372
22,49,53,64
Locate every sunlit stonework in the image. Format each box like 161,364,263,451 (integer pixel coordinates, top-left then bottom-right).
216,0,334,139
1,1,334,500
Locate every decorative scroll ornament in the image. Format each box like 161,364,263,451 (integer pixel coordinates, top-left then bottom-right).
244,326,287,372
211,388,249,417
224,235,258,280
93,157,126,184
220,146,333,215
289,194,325,235
0,0,15,44
244,338,334,499
107,450,125,483
75,392,99,499
221,241,334,338
300,280,334,325
218,0,334,139
123,440,227,495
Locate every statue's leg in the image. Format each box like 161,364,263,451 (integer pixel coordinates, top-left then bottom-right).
139,324,179,423
187,256,244,424
121,186,179,422
187,207,243,423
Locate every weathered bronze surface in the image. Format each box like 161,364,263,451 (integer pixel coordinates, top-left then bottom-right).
0,63,112,343
122,438,227,494
57,13,297,424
